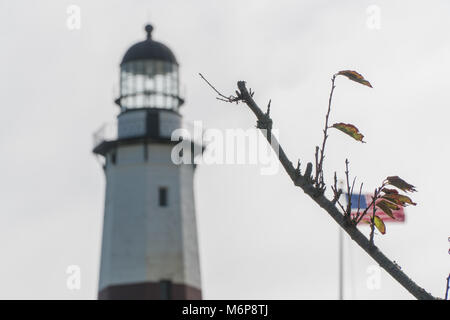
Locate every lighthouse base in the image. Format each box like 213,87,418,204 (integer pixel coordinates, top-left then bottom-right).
98,281,202,300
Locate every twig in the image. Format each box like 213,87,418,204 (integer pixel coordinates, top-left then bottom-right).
354,182,364,222
314,146,320,186
315,74,337,190
331,172,346,213
199,73,242,103
345,159,352,216
295,159,301,176
369,189,377,244
356,182,386,225
266,99,271,115
445,274,450,300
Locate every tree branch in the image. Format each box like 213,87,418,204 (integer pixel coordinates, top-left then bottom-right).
234,80,435,300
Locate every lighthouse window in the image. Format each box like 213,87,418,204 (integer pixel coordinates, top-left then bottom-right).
159,187,168,207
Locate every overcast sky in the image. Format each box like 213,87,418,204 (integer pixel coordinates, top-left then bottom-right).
0,0,449,299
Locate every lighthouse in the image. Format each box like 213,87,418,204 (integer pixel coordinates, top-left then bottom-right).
93,24,202,300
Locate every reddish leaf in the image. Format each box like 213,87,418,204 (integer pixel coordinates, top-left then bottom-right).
382,188,399,195
382,194,417,206
385,176,417,192
376,200,398,219
331,123,365,143
382,200,400,210
374,215,386,234
337,70,373,88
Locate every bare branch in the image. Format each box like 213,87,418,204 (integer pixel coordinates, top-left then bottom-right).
369,189,377,244
354,182,364,222
230,80,435,300
315,74,337,190
266,99,271,116
445,274,450,300
199,73,242,103
331,172,345,213
345,159,352,216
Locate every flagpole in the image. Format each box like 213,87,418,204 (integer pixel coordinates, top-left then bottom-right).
338,226,344,300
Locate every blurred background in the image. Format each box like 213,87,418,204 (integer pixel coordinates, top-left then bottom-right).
0,0,448,299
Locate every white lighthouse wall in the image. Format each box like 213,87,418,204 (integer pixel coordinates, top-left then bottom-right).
98,142,201,292
180,164,202,289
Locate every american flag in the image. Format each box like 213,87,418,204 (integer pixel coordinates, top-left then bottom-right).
345,193,405,223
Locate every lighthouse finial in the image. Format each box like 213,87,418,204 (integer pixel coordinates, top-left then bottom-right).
145,24,153,40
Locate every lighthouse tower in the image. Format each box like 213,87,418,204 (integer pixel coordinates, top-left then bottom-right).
94,25,202,300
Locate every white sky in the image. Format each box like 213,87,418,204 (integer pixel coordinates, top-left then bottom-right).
0,0,449,299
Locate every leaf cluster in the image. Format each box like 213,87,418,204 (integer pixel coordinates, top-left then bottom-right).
320,71,416,238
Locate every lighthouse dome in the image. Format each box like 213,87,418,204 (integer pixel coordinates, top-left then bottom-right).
121,24,178,65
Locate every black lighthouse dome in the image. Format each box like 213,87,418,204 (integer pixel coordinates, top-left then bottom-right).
121,25,178,65
118,24,182,111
